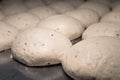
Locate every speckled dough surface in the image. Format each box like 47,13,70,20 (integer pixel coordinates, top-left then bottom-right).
62,37,120,80
12,28,72,66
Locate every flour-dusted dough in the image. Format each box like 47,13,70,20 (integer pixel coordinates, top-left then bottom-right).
78,2,110,17
65,8,99,27
29,6,56,20
12,28,72,66
82,22,120,39
24,0,45,9
5,12,40,31
0,21,18,51
101,12,120,23
1,3,28,16
62,37,120,80
38,15,84,40
49,1,74,14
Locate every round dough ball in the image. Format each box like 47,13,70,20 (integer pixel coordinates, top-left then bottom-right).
66,0,84,8
49,1,74,14
101,12,120,23
1,3,28,16
43,0,59,5
38,15,84,40
29,6,56,20
5,12,40,31
24,0,45,9
78,2,110,17
62,37,120,80
88,0,111,7
0,21,18,51
65,8,100,27
82,22,120,39
12,28,72,66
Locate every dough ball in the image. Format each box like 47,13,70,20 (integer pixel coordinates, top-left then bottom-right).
62,37,120,80
5,12,40,31
101,12,120,23
49,1,74,14
0,21,18,51
24,0,45,9
65,8,100,27
82,22,120,39
29,6,56,20
78,2,110,17
38,14,84,40
12,28,72,66
66,0,84,8
1,3,28,16
88,0,111,7
43,0,59,5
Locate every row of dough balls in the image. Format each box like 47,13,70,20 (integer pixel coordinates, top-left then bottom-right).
0,0,119,61
0,0,119,80
0,0,119,19
61,2,120,80
0,0,108,51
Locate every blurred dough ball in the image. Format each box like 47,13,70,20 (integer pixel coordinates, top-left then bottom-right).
66,0,84,8
78,2,110,17
0,21,18,51
65,8,100,27
38,14,84,40
43,0,59,5
29,6,56,20
101,12,120,23
82,22,120,39
5,12,40,31
24,0,45,9
49,1,74,14
1,3,28,16
88,0,111,7
12,28,72,66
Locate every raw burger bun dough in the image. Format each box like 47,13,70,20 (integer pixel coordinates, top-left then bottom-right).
12,28,72,66
78,1,110,17
65,8,99,27
62,37,120,80
24,0,45,9
1,3,28,16
38,15,84,40
66,0,84,8
29,6,56,20
88,0,111,7
5,12,40,31
0,21,18,51
82,22,120,39
48,1,74,14
101,12,120,23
